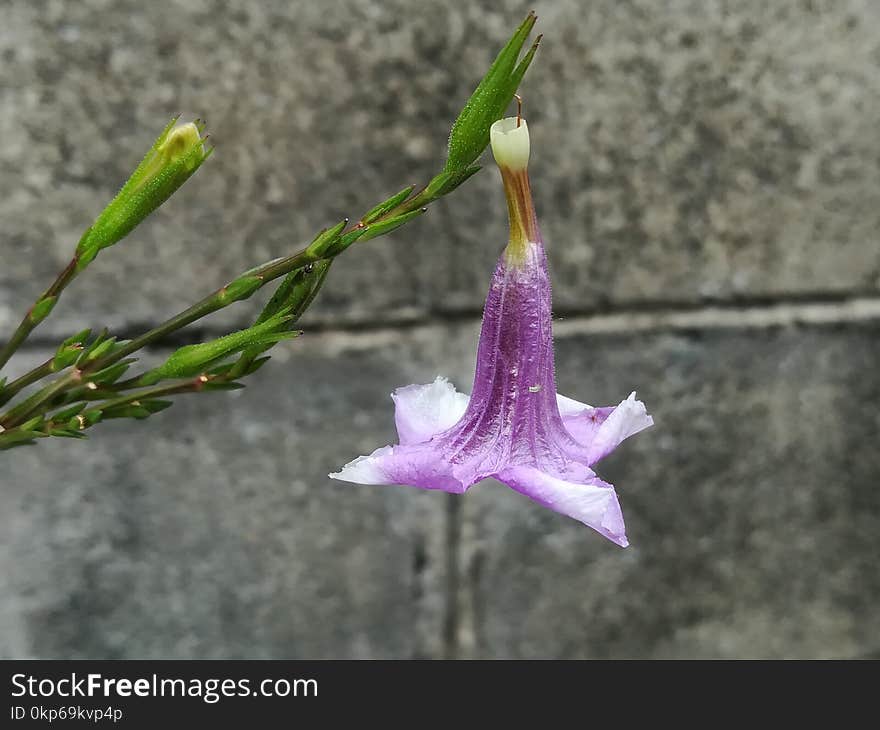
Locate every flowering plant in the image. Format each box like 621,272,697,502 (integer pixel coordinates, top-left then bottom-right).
0,14,540,450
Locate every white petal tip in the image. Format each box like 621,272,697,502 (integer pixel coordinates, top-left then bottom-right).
328,450,391,485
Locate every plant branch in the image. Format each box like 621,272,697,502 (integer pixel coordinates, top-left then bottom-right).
0,257,78,371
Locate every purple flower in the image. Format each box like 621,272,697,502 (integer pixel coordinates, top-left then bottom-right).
331,117,652,546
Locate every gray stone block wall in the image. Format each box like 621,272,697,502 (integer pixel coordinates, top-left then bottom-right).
1,0,879,658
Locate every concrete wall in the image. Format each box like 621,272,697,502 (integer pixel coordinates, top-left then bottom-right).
1,0,878,658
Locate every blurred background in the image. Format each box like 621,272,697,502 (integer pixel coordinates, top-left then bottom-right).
1,0,879,658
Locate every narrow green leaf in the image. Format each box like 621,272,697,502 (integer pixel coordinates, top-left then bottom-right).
327,227,369,256
82,336,119,364
0,430,45,449
305,219,349,257
52,403,88,422
361,186,416,224
20,416,44,432
90,359,136,385
50,428,88,439
142,313,299,384
77,329,110,363
202,381,245,392
218,275,264,305
140,399,173,414
358,208,426,242
61,329,92,348
29,296,58,325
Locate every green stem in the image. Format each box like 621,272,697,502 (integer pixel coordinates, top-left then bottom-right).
92,247,322,373
0,257,79,372
0,358,56,407
86,375,214,412
0,370,80,429
0,163,476,433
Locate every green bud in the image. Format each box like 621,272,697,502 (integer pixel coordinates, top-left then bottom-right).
76,117,211,262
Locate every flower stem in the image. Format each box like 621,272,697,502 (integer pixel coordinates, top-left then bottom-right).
94,248,321,373
0,257,79,371
85,375,215,412
0,369,81,429
0,358,56,407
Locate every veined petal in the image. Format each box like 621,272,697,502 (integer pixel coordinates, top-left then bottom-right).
556,393,616,447
330,442,472,494
497,465,629,547
392,377,469,445
585,391,654,465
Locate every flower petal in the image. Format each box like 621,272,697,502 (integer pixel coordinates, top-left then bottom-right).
556,393,616,448
330,442,471,494
392,377,469,445
329,445,395,485
585,391,653,464
497,465,629,547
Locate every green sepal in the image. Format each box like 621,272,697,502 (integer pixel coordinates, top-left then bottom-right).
89,359,136,385
444,12,539,174
52,403,87,422
362,186,416,225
